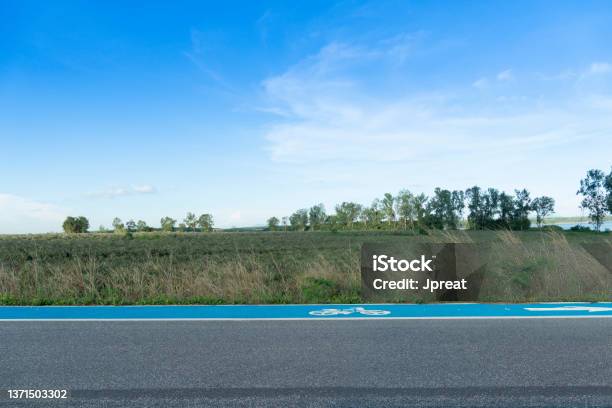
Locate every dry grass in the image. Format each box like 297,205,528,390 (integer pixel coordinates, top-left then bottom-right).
0,230,610,304
479,231,612,302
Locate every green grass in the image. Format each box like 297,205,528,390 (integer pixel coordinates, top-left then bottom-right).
0,230,610,305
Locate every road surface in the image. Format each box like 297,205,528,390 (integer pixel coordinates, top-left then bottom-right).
1,317,611,407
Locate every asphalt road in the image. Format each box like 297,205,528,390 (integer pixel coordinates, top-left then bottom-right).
1,319,611,407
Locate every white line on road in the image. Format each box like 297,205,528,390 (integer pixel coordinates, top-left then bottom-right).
2,315,612,321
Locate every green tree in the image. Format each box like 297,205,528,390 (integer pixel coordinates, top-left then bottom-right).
465,186,483,229
482,188,500,226
605,167,612,212
335,202,362,229
531,196,555,228
267,216,280,231
381,193,395,226
289,209,309,231
79,216,90,232
112,217,125,233
359,208,370,229
411,194,428,228
184,212,198,231
451,190,465,224
125,219,136,232
197,214,214,232
366,199,384,228
308,204,326,230
395,190,414,230
160,216,176,232
466,187,507,229
62,216,89,233
498,192,515,228
513,188,531,230
325,214,339,232
426,189,449,229
281,216,288,231
427,188,463,229
136,220,148,232
577,169,609,231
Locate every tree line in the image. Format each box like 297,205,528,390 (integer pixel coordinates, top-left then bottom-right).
267,168,612,232
62,213,214,234
267,188,553,232
61,167,611,234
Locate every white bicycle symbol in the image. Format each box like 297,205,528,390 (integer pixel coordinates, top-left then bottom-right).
308,307,391,316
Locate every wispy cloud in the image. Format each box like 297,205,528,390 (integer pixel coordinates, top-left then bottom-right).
497,69,513,81
575,61,612,81
183,28,237,93
256,10,274,44
133,185,156,194
261,42,610,165
0,194,67,233
472,77,489,89
474,69,512,88
184,29,222,81
256,40,612,218
85,185,157,199
587,62,612,75
382,31,425,64
537,62,611,82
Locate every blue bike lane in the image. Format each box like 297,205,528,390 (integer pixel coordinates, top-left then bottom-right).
1,303,611,320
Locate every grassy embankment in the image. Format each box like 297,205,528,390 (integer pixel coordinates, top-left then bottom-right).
0,230,610,305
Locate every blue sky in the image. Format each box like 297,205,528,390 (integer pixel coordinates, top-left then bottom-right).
1,0,612,233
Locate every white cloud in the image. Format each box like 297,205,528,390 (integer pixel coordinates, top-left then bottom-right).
588,62,612,75
229,211,242,221
264,100,601,164
0,194,67,233
85,185,157,198
133,185,156,194
382,31,424,64
472,77,489,89
547,63,611,82
261,44,603,164
257,41,612,216
497,69,513,81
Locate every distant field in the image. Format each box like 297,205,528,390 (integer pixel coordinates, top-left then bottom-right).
0,230,610,305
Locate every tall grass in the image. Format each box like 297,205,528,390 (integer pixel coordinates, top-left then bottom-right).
0,246,361,305
480,230,611,302
0,230,609,304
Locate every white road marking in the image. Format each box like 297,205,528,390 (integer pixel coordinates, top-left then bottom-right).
2,315,612,321
524,306,612,312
